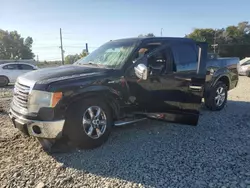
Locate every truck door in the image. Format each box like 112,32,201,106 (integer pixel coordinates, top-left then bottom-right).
126,41,208,126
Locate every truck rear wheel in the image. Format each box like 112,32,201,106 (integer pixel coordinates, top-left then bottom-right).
204,81,228,111
63,98,112,149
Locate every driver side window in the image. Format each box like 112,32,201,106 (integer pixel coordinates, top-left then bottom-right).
147,50,167,75
128,44,162,76
128,45,174,77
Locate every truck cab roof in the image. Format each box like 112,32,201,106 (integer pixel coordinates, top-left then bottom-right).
110,37,196,44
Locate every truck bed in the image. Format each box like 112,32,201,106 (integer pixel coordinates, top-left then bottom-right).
204,56,239,92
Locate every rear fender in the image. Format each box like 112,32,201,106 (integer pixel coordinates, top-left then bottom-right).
205,73,230,97
212,74,230,88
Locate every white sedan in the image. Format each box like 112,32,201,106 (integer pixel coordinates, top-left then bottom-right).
0,63,38,87
238,57,250,77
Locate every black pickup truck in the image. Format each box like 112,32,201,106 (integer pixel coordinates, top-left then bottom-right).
9,37,239,150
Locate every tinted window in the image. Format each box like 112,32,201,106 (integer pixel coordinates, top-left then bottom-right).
171,43,198,71
19,64,34,70
2,64,19,70
176,44,197,64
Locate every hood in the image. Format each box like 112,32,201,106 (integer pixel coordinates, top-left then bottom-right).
18,65,108,85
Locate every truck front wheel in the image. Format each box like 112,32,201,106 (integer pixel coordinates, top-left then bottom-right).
204,81,228,111
63,98,112,149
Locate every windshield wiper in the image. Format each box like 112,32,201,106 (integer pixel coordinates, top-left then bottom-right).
87,62,106,68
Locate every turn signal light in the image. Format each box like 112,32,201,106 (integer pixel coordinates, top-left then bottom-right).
51,92,62,107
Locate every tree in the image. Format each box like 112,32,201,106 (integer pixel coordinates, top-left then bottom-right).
0,29,35,59
21,37,34,59
65,49,89,64
186,21,250,59
65,54,80,64
138,33,155,37
79,49,89,58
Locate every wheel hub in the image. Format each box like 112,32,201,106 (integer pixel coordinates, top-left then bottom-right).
215,86,226,106
92,119,100,125
82,106,107,139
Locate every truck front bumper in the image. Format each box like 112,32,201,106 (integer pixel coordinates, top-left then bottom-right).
9,108,65,139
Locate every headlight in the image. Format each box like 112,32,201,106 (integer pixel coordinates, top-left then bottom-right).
27,90,62,113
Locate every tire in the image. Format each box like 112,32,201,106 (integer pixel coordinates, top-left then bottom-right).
0,76,9,87
63,97,112,149
204,81,228,111
248,71,250,77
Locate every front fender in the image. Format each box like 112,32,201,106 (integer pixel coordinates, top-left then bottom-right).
66,85,123,100
59,85,124,120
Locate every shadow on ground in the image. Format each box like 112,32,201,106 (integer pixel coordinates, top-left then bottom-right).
49,100,250,186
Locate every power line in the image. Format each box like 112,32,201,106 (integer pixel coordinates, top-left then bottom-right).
63,46,99,49
34,46,60,49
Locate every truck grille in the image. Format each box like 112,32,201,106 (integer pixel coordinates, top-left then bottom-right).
13,82,30,109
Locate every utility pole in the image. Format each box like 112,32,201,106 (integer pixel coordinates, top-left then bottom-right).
213,30,216,53
212,29,218,54
36,55,39,62
85,43,89,53
60,28,65,65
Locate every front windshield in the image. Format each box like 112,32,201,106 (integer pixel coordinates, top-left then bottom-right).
74,40,138,69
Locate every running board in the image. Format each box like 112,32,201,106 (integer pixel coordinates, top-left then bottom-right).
114,118,147,126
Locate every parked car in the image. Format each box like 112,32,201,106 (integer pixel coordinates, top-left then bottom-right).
0,63,38,87
238,57,250,77
8,37,239,151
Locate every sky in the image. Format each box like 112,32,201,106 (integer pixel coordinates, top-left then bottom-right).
1,0,250,61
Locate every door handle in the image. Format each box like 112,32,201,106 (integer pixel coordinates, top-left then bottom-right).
189,85,203,91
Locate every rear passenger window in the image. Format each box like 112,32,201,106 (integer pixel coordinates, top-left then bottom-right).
171,43,198,72
2,64,19,70
177,44,197,64
19,64,34,70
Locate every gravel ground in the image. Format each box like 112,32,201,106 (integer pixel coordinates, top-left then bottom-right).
1,77,250,188
0,85,14,98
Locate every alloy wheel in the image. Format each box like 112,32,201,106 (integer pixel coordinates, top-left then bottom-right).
82,106,107,139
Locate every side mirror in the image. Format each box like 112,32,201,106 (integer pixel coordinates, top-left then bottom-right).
134,63,148,80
